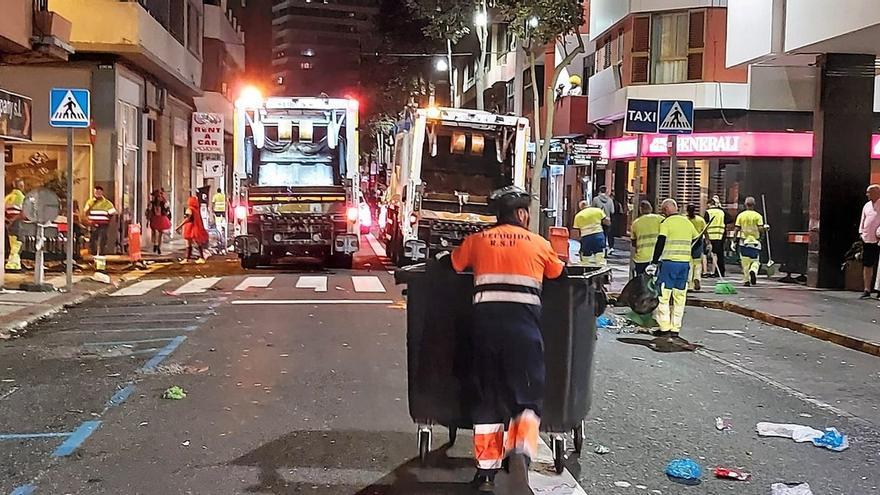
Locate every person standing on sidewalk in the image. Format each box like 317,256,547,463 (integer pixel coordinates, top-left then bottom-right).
573,200,609,266
592,186,615,255
858,184,880,298
630,200,663,276
734,197,768,287
4,178,25,271
704,196,731,277
176,196,208,264
84,186,117,256
686,204,708,291
449,186,564,493
649,199,699,337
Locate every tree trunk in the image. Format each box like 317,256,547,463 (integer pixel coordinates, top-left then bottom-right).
475,42,486,110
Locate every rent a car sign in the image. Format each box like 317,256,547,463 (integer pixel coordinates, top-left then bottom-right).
192,112,224,154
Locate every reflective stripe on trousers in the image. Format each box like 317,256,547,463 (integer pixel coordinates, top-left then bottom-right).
689,259,702,289
504,408,540,461
473,424,504,470
655,286,687,332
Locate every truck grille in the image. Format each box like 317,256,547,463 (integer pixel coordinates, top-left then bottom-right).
420,220,491,250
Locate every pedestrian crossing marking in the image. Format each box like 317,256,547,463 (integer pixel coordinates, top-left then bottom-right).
234,276,274,291
172,277,221,295
365,233,387,258
352,276,386,293
296,276,328,292
111,279,171,297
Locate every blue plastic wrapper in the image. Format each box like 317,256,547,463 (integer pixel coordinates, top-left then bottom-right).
665,458,703,480
811,427,849,451
596,315,613,328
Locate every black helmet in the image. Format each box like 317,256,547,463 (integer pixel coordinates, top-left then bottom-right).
489,186,531,216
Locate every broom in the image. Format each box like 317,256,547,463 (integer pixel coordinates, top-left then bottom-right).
711,251,737,294
761,194,779,277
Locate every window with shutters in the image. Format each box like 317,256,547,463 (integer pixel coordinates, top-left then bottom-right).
687,10,706,81
657,159,709,209
651,12,689,83
631,15,650,84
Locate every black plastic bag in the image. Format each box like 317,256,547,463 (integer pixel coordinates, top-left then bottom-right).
617,274,660,315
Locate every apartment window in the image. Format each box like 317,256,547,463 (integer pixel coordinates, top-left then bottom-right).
169,0,186,44
582,53,595,96
300,62,314,70
651,12,688,83
187,2,202,57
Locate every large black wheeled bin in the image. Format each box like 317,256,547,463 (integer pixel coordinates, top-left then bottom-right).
395,260,609,473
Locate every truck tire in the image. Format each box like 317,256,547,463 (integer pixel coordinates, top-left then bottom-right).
331,253,354,269
241,255,260,269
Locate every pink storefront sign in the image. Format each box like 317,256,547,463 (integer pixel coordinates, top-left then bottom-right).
607,132,880,160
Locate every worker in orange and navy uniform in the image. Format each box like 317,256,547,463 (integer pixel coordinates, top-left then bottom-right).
449,186,564,494
84,186,117,256
5,178,25,271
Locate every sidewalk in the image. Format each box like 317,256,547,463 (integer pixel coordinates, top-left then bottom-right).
603,248,880,357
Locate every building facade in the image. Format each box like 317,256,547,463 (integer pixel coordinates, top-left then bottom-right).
587,0,880,287
270,0,380,97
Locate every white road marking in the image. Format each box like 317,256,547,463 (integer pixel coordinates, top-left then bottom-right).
706,329,763,345
296,276,328,293
172,277,222,295
352,276,386,293
231,299,394,306
234,276,274,291
111,279,171,297
695,348,868,425
365,233,386,258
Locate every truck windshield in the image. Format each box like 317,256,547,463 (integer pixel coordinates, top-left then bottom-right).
420,128,513,198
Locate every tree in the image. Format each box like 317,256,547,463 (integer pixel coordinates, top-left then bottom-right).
498,0,585,230
407,0,488,110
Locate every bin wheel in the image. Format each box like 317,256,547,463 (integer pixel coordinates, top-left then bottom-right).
448,426,458,446
573,421,585,456
552,436,565,474
418,428,432,464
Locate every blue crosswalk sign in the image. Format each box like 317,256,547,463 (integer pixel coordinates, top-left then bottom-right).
50,88,90,128
658,100,694,134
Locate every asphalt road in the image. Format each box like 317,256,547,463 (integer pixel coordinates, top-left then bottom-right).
1,237,878,494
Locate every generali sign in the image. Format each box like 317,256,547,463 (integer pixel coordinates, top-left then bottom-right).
192,112,224,154
608,132,880,160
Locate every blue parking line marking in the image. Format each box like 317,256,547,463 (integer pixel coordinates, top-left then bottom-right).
52,420,101,457
139,335,187,373
106,384,135,408
0,432,70,441
11,484,36,495
83,337,175,346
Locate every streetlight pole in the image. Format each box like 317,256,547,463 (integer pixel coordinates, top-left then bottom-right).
474,5,488,110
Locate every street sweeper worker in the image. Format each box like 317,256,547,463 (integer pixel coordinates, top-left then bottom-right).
648,199,699,337
734,196,768,287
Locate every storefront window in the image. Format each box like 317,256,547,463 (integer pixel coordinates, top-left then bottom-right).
651,12,689,84
117,101,140,224
4,143,91,212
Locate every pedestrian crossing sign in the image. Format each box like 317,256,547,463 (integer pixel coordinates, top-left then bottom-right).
49,88,90,128
658,100,694,134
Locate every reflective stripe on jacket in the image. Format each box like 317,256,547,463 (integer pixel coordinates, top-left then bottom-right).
706,208,726,240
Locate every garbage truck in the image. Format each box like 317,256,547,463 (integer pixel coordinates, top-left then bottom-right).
232,93,361,268
383,107,530,265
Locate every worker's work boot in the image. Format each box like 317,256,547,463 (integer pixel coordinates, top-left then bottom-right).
471,472,495,493
507,453,534,495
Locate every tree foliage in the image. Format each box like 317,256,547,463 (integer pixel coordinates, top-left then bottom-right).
406,0,478,44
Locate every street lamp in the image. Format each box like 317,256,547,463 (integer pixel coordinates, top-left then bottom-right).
474,10,488,27
435,58,449,72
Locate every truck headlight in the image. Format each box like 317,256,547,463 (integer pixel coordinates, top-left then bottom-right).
273,233,282,242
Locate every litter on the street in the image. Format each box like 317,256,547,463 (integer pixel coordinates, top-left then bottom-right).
770,482,814,495
162,385,187,400
714,466,751,481
756,422,849,451
665,458,702,481
715,417,733,431
594,444,611,455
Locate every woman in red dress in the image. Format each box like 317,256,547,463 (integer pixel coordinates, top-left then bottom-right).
176,196,209,263
146,190,172,254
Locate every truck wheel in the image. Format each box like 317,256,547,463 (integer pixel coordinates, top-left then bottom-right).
241,256,259,269
331,254,353,269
